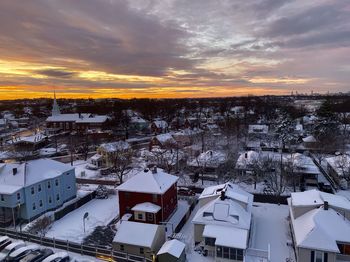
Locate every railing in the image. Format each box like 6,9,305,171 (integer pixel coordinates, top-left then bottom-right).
0,227,152,262
336,254,350,261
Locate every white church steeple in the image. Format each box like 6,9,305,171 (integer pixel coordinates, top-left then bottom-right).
52,90,61,116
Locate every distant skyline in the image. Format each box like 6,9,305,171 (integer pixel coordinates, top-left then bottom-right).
0,0,349,99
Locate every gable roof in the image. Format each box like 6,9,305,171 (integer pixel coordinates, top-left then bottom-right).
157,239,185,258
113,221,161,248
116,168,178,194
291,207,350,252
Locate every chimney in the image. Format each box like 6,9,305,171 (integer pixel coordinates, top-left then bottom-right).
220,190,226,201
324,201,329,210
13,168,17,176
144,168,149,173
245,152,248,159
152,166,157,174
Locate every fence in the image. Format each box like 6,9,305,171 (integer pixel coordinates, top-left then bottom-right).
0,227,152,262
54,191,96,221
76,178,117,186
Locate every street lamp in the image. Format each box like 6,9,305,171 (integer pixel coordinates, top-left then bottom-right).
83,212,89,233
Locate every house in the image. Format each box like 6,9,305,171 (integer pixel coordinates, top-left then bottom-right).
192,183,253,261
172,128,201,148
302,135,317,150
248,124,268,136
188,150,227,173
150,120,168,134
157,239,186,262
149,133,177,151
113,221,165,261
116,167,178,224
130,116,149,131
325,154,350,189
0,159,76,225
288,190,350,262
46,94,108,134
94,141,131,168
10,134,48,151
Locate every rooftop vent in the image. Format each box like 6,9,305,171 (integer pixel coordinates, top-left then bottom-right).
12,168,17,176
324,201,329,210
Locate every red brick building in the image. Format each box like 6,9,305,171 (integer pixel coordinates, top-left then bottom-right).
117,167,178,224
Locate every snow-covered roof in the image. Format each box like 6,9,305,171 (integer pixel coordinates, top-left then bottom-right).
116,168,178,194
203,224,248,249
199,184,226,200
47,113,108,123
193,184,253,231
188,150,227,168
155,133,176,145
12,134,47,144
152,120,168,129
0,159,74,194
99,141,130,152
302,135,316,143
131,202,161,213
130,116,147,124
291,206,350,252
113,221,161,248
248,124,268,134
90,153,102,161
157,239,185,258
290,189,350,211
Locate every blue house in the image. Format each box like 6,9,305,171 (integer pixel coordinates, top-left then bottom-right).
0,159,76,225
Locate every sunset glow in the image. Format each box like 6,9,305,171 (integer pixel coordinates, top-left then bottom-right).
0,0,349,99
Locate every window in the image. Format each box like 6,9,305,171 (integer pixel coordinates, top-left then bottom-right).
31,187,34,194
205,237,215,247
216,246,243,261
55,179,59,186
312,251,326,262
147,213,153,221
0,195,4,201
152,194,157,202
48,181,51,189
223,247,229,259
38,184,41,192
139,248,144,255
17,193,20,200
39,200,43,207
137,213,143,220
32,203,36,210
120,245,124,251
56,194,60,201
49,197,52,204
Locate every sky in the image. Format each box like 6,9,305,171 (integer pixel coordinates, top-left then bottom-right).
0,0,349,99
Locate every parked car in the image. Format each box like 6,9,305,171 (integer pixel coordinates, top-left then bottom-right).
177,187,196,196
19,249,53,262
0,237,11,252
42,252,70,262
0,242,25,262
5,245,40,262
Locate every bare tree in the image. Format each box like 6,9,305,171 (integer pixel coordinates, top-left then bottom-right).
112,149,133,184
28,216,52,237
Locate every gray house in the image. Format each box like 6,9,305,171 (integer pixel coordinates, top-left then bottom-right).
288,190,350,262
157,239,186,262
0,159,76,225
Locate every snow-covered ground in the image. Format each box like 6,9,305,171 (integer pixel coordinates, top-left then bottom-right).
250,203,295,262
166,200,190,237
336,190,350,201
74,160,100,179
46,194,119,243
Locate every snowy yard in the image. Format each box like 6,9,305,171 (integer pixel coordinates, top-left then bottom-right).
250,203,295,262
46,194,119,243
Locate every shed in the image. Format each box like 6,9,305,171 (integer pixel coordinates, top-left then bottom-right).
157,239,186,262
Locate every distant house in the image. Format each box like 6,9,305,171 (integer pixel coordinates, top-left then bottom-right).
150,120,168,134
0,159,76,225
130,116,149,131
288,190,350,262
113,221,165,261
192,183,253,261
172,129,201,148
188,150,227,173
302,135,317,150
46,94,108,134
149,133,177,151
248,124,268,135
325,154,350,189
116,167,178,224
94,141,131,168
157,239,186,262
11,134,48,151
